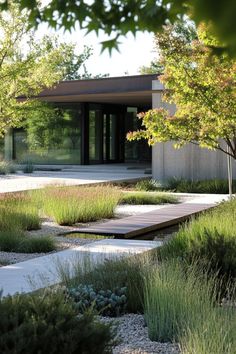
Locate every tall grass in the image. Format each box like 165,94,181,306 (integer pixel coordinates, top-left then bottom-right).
120,191,178,205
143,260,236,354
159,198,236,282
135,179,164,191
0,193,40,231
33,185,121,225
180,309,236,354
0,161,16,175
0,231,56,253
135,177,236,193
166,177,236,194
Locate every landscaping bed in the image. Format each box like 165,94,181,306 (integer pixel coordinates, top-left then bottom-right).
0,189,235,353
132,177,236,194
53,197,235,354
0,184,180,265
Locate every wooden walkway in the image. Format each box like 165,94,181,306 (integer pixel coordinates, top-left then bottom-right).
77,203,215,238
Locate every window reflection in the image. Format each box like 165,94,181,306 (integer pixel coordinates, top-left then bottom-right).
14,105,81,164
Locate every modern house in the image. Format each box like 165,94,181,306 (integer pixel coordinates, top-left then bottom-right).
0,74,235,180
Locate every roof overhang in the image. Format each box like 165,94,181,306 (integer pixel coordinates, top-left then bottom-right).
36,74,161,106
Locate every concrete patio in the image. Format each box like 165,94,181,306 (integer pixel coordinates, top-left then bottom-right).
0,163,151,193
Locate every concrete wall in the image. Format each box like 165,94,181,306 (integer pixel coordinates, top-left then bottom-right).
151,80,236,181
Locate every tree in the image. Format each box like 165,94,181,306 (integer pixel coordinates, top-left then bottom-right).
61,46,109,80
127,22,236,191
1,1,236,55
0,3,96,136
139,59,164,75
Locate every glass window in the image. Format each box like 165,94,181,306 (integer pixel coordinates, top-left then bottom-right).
125,107,151,162
125,107,139,161
14,105,82,164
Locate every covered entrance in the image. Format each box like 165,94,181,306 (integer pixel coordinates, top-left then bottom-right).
0,74,157,165
88,104,124,164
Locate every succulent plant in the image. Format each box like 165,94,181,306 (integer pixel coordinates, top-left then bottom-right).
67,284,127,316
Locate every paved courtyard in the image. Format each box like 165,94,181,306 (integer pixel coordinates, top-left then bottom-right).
0,164,150,193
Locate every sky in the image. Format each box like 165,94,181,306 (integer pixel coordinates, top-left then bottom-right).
38,23,157,77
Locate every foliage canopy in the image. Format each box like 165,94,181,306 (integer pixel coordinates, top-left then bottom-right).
128,22,236,160
1,1,236,55
0,3,97,136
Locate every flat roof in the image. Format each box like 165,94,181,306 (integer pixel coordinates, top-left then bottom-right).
37,74,160,106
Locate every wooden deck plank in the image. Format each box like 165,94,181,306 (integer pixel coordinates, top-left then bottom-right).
77,203,215,238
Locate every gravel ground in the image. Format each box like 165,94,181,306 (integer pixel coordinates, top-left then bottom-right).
0,220,103,266
0,250,56,265
0,203,179,266
100,314,180,354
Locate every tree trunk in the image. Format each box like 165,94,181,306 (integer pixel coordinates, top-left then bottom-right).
227,145,233,197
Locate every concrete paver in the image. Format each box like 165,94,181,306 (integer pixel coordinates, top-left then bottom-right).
0,239,161,297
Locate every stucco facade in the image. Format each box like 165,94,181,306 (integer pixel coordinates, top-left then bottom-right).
151,80,236,181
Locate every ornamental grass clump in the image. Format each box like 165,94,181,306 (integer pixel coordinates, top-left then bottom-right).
135,179,164,191
0,193,40,231
159,198,236,283
120,191,178,205
166,177,236,194
0,161,16,175
0,231,56,253
37,185,121,225
143,260,236,354
144,260,217,342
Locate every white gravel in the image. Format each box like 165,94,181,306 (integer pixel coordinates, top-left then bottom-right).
0,250,55,265
0,220,102,266
100,314,180,354
0,203,179,266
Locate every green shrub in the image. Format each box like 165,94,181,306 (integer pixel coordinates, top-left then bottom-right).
35,185,121,225
143,260,236,354
0,161,16,174
120,191,178,205
159,198,236,284
166,177,236,193
0,231,56,253
68,284,127,316
0,290,115,354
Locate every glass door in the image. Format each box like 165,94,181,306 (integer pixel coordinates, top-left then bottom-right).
103,112,120,163
89,108,103,163
88,104,123,164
